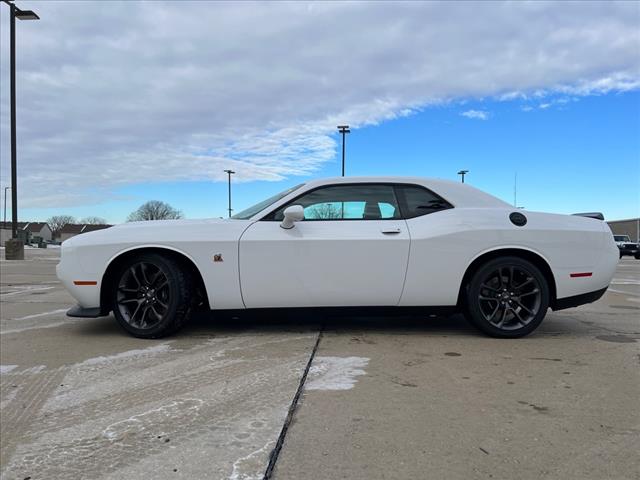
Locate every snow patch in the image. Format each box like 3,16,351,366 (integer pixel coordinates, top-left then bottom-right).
229,441,274,480
306,356,369,391
0,365,18,374
77,343,172,367
103,398,203,441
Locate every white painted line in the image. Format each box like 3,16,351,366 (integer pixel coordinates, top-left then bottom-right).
12,309,67,321
608,288,640,297
0,285,55,297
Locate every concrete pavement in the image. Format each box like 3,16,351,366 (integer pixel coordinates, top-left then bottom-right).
1,249,638,479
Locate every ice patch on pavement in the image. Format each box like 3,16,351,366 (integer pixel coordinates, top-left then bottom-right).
78,343,173,367
229,441,274,480
306,356,369,391
103,398,203,441
0,364,18,374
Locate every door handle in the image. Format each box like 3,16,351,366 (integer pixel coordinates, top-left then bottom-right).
381,228,401,234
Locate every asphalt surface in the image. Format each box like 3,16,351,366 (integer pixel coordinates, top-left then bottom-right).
1,248,638,480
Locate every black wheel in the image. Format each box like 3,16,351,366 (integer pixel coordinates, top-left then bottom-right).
112,253,194,338
464,256,549,338
635,252,640,260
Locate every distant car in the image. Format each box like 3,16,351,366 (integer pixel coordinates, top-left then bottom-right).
56,176,618,339
613,235,640,259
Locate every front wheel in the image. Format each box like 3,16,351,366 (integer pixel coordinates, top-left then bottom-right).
464,256,550,338
112,253,194,338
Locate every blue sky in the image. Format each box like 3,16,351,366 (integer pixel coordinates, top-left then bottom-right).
1,1,639,224
16,90,640,223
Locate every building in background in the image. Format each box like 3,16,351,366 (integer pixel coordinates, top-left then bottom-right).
59,223,112,243
0,221,52,246
607,218,640,242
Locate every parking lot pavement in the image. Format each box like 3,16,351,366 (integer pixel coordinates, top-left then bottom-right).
1,250,638,480
275,258,640,480
1,248,320,480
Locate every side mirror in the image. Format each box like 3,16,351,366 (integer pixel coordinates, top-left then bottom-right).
280,205,304,229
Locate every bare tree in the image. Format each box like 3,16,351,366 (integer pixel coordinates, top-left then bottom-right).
80,216,107,225
47,215,77,237
305,203,341,219
127,201,183,222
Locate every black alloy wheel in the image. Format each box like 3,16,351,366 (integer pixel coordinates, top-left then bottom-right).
112,253,193,338
465,256,550,338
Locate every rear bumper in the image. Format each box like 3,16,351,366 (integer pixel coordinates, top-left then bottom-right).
553,287,607,311
67,304,105,318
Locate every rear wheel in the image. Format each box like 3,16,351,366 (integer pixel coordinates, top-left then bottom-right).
112,253,193,338
464,256,549,338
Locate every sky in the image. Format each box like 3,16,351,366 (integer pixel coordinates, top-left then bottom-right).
0,1,638,224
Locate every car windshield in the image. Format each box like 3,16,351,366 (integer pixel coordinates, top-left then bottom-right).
614,235,630,242
231,184,305,220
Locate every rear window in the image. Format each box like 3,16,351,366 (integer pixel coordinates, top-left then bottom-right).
394,185,453,219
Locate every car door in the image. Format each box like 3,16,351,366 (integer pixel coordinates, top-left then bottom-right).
239,183,410,308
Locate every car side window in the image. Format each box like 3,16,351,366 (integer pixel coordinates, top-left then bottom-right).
394,185,453,219
269,184,400,221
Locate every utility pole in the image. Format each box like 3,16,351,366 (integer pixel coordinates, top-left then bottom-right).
224,170,235,218
3,187,10,225
337,125,350,177
457,170,469,183
2,1,39,260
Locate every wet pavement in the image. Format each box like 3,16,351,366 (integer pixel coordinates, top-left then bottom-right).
1,249,638,479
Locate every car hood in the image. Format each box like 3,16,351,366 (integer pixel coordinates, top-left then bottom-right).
64,218,253,247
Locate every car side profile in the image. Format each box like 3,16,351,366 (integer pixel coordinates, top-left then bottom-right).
56,177,619,338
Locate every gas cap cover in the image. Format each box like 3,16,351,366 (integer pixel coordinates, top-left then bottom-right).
509,212,527,227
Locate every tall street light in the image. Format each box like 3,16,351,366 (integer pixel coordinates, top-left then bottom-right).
2,1,39,260
337,125,350,177
224,169,235,218
457,170,469,183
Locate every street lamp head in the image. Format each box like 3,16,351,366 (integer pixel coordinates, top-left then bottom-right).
457,170,469,175
337,125,350,134
15,9,39,20
224,169,235,175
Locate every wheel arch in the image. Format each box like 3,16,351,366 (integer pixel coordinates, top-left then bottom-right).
457,247,557,309
100,246,210,315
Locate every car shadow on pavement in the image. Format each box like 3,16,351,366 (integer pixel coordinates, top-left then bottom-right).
184,308,478,336
73,309,580,339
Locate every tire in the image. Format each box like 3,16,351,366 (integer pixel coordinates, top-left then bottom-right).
111,253,194,338
635,252,640,260
464,256,550,338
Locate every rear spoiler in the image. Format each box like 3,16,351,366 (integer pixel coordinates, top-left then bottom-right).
572,212,604,221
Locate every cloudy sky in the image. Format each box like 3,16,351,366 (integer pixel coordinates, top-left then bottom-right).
0,1,639,222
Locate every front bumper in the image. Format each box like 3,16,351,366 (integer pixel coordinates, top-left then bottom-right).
67,304,105,318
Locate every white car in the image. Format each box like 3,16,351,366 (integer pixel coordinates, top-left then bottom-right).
57,177,618,339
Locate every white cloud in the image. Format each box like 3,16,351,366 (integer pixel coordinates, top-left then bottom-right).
461,109,490,120
0,1,638,207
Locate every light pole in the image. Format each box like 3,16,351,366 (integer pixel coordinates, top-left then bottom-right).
457,170,469,183
224,170,235,218
337,125,350,177
2,1,39,259
3,187,10,225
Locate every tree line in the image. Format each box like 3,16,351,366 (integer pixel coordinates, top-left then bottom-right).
47,201,183,237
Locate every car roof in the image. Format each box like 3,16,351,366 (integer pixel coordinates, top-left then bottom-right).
301,176,511,208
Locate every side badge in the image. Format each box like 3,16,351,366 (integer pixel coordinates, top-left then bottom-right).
213,254,223,263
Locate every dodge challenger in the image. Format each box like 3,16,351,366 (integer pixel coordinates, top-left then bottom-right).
56,177,618,338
